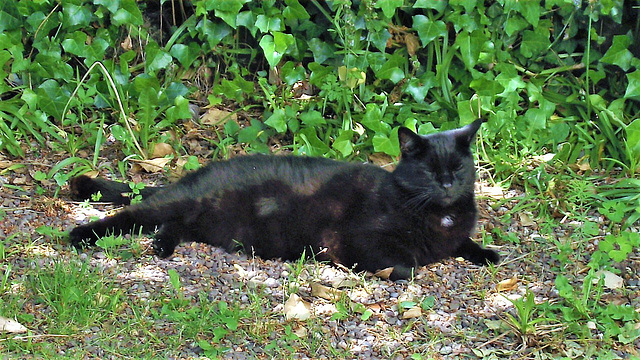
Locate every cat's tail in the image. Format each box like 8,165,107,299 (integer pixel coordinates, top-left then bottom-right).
70,175,162,205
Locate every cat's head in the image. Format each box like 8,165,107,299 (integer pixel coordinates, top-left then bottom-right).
393,119,483,208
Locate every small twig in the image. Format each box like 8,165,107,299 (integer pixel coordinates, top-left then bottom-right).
476,330,512,349
1,334,72,342
2,207,33,212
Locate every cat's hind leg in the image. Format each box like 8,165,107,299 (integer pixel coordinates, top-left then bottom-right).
69,204,171,248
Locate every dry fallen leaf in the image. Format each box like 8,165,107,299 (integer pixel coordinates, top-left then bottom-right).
519,213,536,227
368,153,395,172
120,35,132,51
374,267,394,280
401,307,422,319
0,160,12,169
330,276,358,289
405,33,420,57
284,293,312,321
293,324,308,338
310,282,344,301
130,158,171,173
151,143,174,158
0,316,27,333
478,185,505,199
201,108,237,126
496,276,519,292
594,270,623,290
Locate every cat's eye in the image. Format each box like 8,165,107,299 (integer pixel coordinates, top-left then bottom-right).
451,163,463,171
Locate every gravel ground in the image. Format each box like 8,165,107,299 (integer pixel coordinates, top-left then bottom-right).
1,151,639,359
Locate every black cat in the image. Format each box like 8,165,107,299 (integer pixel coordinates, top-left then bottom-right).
68,119,499,280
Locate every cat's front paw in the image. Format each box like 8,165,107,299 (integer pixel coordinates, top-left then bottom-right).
477,249,500,265
68,225,97,248
152,237,176,258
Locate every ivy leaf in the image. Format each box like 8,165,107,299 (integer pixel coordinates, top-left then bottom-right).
146,44,173,74
601,35,634,71
170,43,201,68
450,0,477,13
61,31,88,56
456,30,485,70
372,129,400,157
62,4,92,28
237,120,265,144
260,32,294,68
300,110,326,127
197,19,233,48
112,0,143,26
308,39,335,64
520,27,550,58
469,77,505,96
332,130,354,157
297,127,331,157
375,0,404,18
517,0,541,27
283,0,310,20
368,28,391,52
256,15,283,33
376,52,405,83
412,15,447,46
236,11,257,36
36,79,69,120
94,0,121,14
165,96,192,122
404,72,436,103
210,0,249,28
0,10,21,32
624,69,640,99
505,15,529,36
361,104,390,133
457,100,479,126
413,0,446,12
265,108,287,133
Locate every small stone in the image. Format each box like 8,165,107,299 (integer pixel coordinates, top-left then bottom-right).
264,278,278,288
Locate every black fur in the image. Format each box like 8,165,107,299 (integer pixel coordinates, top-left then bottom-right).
68,120,499,280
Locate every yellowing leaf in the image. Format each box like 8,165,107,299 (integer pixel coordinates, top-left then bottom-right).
374,267,394,279
293,324,308,338
401,307,422,319
201,108,237,126
496,276,519,292
284,293,311,321
131,158,171,173
151,143,174,158
311,282,343,301
519,213,536,227
405,33,420,57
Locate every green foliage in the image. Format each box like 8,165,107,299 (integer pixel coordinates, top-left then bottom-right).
27,259,122,331
0,0,637,173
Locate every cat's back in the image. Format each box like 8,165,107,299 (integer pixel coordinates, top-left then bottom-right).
155,155,360,202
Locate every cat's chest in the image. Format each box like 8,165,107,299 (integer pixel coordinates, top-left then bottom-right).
424,210,474,237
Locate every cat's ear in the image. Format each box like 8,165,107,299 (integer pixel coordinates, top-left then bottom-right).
398,127,427,157
454,118,484,147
